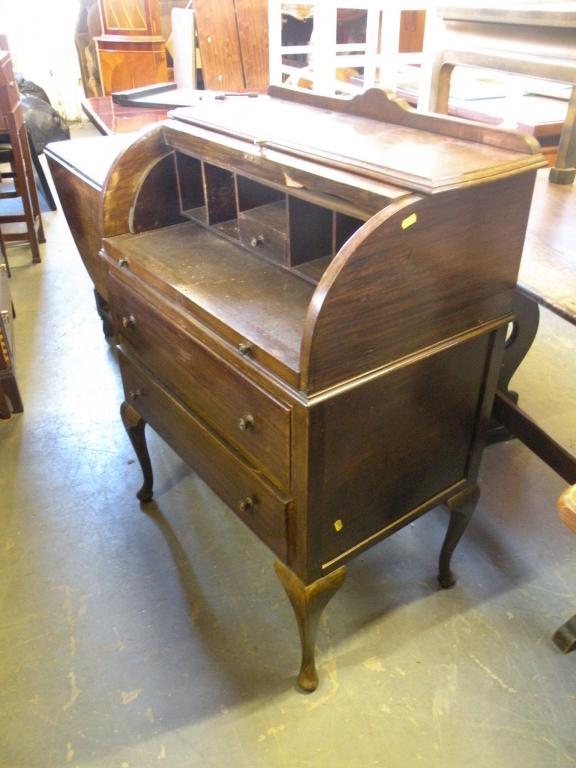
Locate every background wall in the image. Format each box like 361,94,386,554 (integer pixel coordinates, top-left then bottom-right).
0,0,84,120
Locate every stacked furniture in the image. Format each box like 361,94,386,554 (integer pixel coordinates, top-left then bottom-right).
419,4,576,185
0,49,45,265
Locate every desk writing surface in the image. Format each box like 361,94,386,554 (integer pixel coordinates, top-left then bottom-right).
105,221,313,373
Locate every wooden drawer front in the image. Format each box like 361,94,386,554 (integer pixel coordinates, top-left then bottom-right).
238,202,288,264
109,274,291,490
119,350,290,559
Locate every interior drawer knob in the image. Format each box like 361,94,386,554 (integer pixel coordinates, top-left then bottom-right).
122,314,136,329
117,258,129,268
250,234,264,248
238,341,253,356
238,496,255,514
128,388,142,401
238,414,254,431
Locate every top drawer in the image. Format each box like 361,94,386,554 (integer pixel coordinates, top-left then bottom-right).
109,271,291,490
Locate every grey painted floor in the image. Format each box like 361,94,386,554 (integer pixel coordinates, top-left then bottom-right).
1,141,575,768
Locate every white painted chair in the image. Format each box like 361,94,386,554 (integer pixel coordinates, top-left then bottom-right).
269,1,429,96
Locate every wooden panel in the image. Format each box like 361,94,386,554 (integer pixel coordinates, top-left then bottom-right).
97,47,167,95
45,134,135,189
109,269,292,489
118,349,291,559
399,10,426,53
100,126,171,237
46,158,108,300
0,51,19,112
308,331,492,568
203,163,237,224
288,198,332,266
237,176,284,211
132,153,186,232
172,88,544,194
165,120,405,216
194,0,245,91
301,173,536,393
235,0,269,91
334,213,364,253
175,153,205,213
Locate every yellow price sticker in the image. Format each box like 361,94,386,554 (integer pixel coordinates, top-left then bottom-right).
401,213,418,230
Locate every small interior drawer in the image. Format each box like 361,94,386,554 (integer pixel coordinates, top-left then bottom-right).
238,201,288,264
118,349,290,560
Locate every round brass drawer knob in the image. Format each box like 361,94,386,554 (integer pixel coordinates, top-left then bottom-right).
239,496,255,514
238,414,254,431
129,389,142,401
118,258,129,268
122,314,136,329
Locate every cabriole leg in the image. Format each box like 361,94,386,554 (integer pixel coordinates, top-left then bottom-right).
274,560,346,692
438,486,480,589
120,401,153,502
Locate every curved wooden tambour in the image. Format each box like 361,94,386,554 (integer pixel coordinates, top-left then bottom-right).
99,124,172,238
300,169,538,393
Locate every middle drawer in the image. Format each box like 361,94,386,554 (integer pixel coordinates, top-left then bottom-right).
109,272,291,490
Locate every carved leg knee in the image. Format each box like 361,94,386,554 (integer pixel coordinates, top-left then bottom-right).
438,486,480,589
120,401,153,502
274,560,346,692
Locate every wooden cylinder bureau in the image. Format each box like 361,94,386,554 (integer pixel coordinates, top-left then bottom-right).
95,87,545,691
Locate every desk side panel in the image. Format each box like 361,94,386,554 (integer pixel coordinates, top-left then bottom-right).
306,329,497,576
46,157,108,301
302,171,536,393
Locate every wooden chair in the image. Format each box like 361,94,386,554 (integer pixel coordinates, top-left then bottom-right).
553,486,576,653
0,224,9,276
0,48,44,265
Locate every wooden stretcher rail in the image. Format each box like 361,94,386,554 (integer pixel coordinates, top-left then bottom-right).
493,391,576,485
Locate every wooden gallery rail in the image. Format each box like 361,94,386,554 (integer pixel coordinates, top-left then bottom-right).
45,87,572,690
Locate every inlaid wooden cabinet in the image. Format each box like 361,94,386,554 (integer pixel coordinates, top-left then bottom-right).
95,87,545,690
95,0,168,94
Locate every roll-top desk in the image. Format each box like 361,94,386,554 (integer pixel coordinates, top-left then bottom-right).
97,87,544,691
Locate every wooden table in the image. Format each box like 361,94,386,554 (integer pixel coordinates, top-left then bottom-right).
82,96,169,135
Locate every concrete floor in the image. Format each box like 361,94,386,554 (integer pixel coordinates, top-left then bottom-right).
1,135,575,767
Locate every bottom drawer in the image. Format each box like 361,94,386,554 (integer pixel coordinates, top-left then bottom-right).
119,349,290,559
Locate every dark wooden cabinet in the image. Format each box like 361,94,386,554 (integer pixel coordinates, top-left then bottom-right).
64,87,546,690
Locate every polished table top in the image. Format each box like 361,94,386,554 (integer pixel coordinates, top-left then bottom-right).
82,96,169,135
